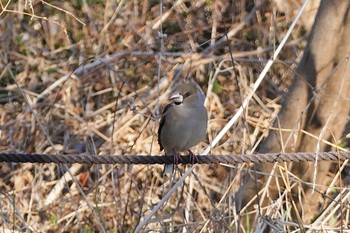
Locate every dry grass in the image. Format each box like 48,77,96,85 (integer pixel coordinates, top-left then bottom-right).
0,0,348,232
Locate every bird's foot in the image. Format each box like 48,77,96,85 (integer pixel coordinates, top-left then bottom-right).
188,149,198,165
173,152,181,165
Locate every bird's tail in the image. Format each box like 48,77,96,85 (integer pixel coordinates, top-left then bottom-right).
163,164,174,174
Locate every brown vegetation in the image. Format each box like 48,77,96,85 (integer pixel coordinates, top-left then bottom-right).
0,0,349,232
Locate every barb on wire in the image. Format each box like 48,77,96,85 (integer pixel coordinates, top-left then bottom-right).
0,151,349,165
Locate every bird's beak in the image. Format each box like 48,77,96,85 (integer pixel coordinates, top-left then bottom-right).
169,91,183,104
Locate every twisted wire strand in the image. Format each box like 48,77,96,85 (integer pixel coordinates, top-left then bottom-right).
0,151,349,164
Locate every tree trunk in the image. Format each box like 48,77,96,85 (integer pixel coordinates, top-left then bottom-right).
237,0,350,224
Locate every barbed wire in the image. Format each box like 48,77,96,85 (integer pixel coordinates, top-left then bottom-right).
0,151,349,165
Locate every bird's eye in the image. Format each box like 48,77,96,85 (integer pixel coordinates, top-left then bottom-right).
183,92,191,98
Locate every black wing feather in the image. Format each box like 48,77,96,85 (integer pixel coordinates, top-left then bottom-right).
158,103,173,151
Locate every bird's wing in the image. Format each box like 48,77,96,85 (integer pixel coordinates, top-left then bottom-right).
158,103,173,151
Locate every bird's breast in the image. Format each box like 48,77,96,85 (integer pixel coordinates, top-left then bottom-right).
160,105,207,153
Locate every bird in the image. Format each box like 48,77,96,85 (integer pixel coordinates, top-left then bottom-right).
158,81,208,174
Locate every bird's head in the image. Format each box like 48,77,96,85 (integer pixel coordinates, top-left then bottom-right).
169,82,205,106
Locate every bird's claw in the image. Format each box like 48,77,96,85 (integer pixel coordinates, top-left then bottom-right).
188,150,197,165
173,152,181,165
